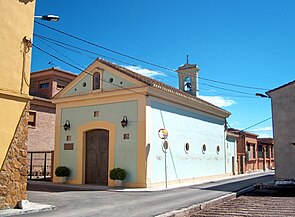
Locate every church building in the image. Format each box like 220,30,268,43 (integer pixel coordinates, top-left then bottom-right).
52,58,232,188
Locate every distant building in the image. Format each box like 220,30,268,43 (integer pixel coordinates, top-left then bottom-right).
52,58,233,188
267,80,295,181
28,68,77,152
257,138,275,171
226,131,238,175
27,68,76,178
227,128,274,174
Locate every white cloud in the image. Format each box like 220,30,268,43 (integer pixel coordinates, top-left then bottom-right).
258,133,272,138
251,127,272,132
124,65,165,78
199,95,236,108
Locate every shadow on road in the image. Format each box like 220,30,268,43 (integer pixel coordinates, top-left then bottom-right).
246,187,295,197
190,174,274,193
27,181,108,192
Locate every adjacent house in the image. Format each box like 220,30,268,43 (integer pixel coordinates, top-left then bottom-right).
226,131,238,175
267,80,295,181
28,68,77,151
0,0,35,209
52,58,233,188
257,138,275,171
227,128,274,174
27,68,76,177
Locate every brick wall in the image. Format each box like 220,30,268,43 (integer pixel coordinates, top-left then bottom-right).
0,103,29,209
28,103,55,152
30,74,53,99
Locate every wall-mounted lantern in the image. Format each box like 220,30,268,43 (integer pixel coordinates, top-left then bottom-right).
63,120,70,131
121,116,128,128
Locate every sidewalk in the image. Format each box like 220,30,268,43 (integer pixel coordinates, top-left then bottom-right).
28,170,273,192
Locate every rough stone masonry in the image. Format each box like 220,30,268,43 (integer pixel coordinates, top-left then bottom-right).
0,103,29,209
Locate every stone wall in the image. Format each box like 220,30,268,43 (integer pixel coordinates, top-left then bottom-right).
0,103,29,209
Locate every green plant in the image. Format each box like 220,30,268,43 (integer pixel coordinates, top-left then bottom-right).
55,166,70,177
110,168,126,180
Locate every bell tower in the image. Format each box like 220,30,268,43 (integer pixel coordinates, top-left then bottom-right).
177,55,200,96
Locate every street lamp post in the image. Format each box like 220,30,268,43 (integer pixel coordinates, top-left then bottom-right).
34,15,59,22
256,93,270,98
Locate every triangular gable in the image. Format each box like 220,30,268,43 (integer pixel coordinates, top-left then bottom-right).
54,59,148,99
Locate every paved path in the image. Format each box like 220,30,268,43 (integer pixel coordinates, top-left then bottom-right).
24,172,274,217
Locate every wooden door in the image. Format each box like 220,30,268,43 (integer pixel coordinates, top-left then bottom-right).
85,129,109,185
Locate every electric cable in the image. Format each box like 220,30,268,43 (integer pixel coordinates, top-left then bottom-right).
34,35,263,97
34,22,269,91
32,44,148,97
240,117,272,132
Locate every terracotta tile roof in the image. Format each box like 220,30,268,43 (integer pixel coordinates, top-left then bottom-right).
266,80,295,95
258,138,274,145
31,96,52,102
227,128,258,137
31,67,77,77
96,58,230,115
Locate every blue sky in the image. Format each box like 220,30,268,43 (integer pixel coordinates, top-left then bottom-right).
32,0,295,137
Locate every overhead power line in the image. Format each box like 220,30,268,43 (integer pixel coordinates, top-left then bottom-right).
34,34,268,98
34,21,270,91
34,36,262,97
241,117,272,132
32,44,148,97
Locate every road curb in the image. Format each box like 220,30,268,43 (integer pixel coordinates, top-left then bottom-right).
156,185,255,217
0,203,56,217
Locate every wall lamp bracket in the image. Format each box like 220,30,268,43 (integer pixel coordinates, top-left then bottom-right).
63,120,70,131
121,116,128,128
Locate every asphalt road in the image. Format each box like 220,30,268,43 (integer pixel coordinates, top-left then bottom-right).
25,172,274,217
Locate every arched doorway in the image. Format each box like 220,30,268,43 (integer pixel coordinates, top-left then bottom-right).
85,129,109,185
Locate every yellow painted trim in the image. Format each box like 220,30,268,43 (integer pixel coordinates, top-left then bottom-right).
53,104,61,183
137,95,147,187
123,182,147,188
53,86,148,105
54,60,147,99
54,91,146,109
0,89,32,101
76,121,115,185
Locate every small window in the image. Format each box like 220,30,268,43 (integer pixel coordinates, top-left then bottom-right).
184,77,192,92
28,111,36,127
216,145,220,154
66,135,72,141
82,82,87,87
57,84,65,89
202,144,207,153
94,111,99,117
163,140,169,150
253,144,256,159
184,143,190,154
123,134,130,140
39,82,49,89
93,72,100,90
